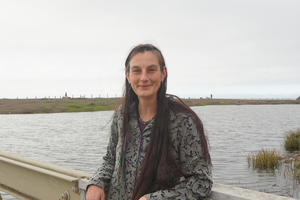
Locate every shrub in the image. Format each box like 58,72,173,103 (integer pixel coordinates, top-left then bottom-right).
284,129,300,152
247,149,282,170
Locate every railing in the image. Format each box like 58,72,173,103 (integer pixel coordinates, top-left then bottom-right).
0,152,296,200
0,152,89,200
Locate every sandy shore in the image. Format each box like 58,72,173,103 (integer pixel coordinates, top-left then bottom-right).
0,97,299,114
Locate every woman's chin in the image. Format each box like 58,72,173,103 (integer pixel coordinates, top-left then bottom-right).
136,92,156,99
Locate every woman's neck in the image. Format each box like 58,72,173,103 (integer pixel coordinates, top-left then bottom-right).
138,97,157,122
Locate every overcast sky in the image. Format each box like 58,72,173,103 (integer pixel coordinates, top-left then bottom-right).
1,0,299,99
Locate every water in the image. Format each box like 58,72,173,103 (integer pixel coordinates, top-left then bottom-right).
0,104,300,199
196,105,300,198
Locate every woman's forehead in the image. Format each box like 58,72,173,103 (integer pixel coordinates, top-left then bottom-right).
129,52,159,67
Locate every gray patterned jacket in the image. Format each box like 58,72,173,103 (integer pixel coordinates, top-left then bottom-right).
88,106,212,200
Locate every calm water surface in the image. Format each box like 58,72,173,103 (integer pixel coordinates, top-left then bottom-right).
1,104,300,199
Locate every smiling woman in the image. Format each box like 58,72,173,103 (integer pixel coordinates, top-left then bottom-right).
85,44,212,200
126,51,166,108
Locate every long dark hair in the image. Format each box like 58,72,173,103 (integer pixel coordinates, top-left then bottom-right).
120,44,211,200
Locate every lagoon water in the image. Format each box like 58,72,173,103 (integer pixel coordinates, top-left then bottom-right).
1,104,300,199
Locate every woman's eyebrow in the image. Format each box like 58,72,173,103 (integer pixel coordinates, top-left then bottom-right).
131,64,158,69
147,64,159,68
131,65,140,69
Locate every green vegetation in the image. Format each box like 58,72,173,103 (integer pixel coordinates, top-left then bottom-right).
0,98,299,114
247,149,282,170
284,129,300,152
64,101,116,112
0,98,121,114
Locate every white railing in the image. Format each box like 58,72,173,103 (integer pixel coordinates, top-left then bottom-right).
0,152,90,200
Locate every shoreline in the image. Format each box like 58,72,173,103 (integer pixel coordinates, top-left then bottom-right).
0,97,299,114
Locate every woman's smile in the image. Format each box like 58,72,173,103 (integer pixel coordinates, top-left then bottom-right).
138,84,151,88
126,51,166,100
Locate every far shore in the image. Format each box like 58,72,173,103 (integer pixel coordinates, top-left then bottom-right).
0,97,299,114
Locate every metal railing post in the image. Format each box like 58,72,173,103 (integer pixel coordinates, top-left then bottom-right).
78,179,89,200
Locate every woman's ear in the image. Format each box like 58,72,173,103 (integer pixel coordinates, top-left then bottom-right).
161,66,167,82
125,71,130,84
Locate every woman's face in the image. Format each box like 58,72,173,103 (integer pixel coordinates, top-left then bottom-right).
126,51,166,100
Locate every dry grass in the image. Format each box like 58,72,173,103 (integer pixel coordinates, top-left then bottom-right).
284,129,300,152
247,149,282,170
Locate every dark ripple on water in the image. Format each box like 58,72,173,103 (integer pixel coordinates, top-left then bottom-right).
1,105,300,199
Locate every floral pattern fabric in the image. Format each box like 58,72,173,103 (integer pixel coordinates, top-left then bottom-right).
87,106,213,200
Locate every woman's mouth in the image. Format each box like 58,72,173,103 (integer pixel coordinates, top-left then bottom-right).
139,85,151,89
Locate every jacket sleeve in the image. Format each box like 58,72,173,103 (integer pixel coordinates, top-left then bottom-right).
86,112,119,192
144,116,213,200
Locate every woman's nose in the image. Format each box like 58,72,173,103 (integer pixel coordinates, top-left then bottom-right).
140,71,149,81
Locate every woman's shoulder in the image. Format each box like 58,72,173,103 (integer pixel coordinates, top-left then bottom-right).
115,104,123,115
169,110,195,129
167,95,201,133
111,104,123,122
112,102,137,122
168,96,195,122
169,108,191,120
113,102,137,115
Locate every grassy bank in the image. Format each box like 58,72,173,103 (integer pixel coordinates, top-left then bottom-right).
0,98,121,114
0,97,299,114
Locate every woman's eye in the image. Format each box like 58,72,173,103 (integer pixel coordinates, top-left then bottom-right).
148,68,156,72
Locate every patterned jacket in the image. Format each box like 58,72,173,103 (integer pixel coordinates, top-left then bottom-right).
88,105,213,200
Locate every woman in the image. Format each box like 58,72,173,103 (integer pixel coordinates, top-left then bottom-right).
86,44,212,200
